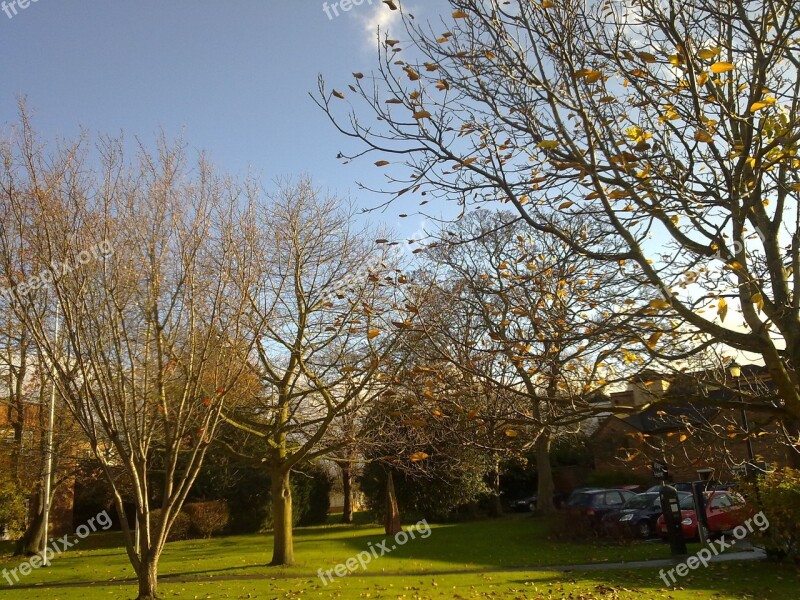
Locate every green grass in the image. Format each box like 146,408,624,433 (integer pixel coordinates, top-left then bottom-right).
0,514,797,599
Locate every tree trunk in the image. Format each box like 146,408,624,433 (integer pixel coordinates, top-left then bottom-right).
489,457,503,517
270,469,294,565
15,490,45,556
341,464,354,524
535,433,556,515
136,552,159,600
384,472,401,535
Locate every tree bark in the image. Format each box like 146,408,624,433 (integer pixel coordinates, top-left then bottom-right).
341,464,353,524
136,552,159,600
15,489,45,556
384,472,401,535
269,469,294,565
535,433,556,515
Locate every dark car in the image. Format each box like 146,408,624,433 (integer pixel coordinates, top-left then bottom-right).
602,491,691,539
509,492,564,512
564,488,637,526
645,482,696,494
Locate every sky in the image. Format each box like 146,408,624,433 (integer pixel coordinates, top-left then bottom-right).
0,0,450,237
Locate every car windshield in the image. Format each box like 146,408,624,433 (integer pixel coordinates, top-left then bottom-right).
623,494,658,509
679,494,696,509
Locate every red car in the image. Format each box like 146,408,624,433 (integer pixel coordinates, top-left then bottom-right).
656,491,750,540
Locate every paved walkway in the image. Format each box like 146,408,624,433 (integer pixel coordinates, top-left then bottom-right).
0,547,767,591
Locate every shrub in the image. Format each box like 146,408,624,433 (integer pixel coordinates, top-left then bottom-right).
184,501,230,538
151,509,192,541
0,474,26,539
741,467,800,563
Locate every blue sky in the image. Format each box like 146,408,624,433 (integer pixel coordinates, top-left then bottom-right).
0,0,450,235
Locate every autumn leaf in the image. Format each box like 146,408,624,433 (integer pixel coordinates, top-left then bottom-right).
452,9,469,18
646,331,663,349
710,61,734,74
352,72,364,79
332,90,345,99
698,47,721,60
718,298,728,322
410,452,430,462
537,140,560,150
413,110,432,120
504,430,519,437
751,292,764,313
694,130,714,143
558,200,574,210
375,160,390,167
679,434,688,442
368,329,381,340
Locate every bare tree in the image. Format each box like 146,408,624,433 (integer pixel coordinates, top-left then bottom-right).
224,179,408,565
316,0,800,426
0,115,256,599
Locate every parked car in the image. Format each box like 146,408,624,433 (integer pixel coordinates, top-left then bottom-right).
602,491,691,539
656,490,750,540
509,492,564,512
564,488,637,526
645,482,696,493
509,495,538,512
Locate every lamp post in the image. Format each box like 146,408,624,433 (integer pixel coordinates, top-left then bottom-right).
729,361,756,473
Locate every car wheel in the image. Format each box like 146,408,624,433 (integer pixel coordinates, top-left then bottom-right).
699,524,710,541
528,501,536,512
637,521,652,539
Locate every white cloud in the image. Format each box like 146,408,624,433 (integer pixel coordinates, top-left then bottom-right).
359,0,404,50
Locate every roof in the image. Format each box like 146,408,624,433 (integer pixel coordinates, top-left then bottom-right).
620,402,719,434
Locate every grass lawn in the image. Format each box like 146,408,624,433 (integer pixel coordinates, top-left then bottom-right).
0,514,797,598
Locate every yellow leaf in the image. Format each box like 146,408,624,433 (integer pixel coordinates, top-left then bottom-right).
751,292,764,313
466,408,479,419
696,72,709,86
649,299,671,309
404,67,420,81
368,329,381,340
679,434,688,442
698,47,721,60
646,331,663,349
452,9,469,18
637,51,657,64
413,110,432,120
504,430,519,437
558,200,574,210
694,130,714,143
410,452,430,462
718,298,728,322
710,61,735,74
537,140,560,150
